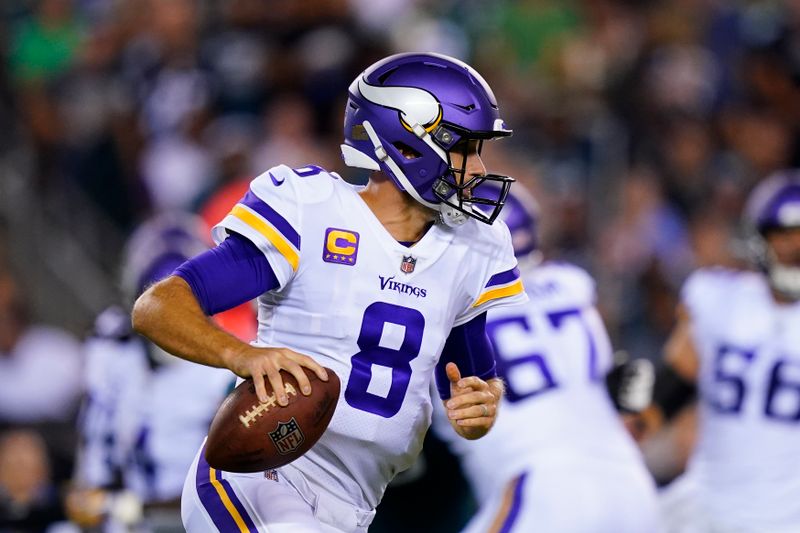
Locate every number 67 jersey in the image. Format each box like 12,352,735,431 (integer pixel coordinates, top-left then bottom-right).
432,261,661,533
211,165,526,512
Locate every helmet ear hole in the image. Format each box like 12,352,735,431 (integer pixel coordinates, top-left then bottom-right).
393,142,422,160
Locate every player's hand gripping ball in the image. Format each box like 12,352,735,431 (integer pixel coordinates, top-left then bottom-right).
205,367,340,472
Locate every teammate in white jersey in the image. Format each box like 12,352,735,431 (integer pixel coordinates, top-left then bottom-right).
432,183,662,533
132,53,526,533
71,213,233,531
644,171,800,533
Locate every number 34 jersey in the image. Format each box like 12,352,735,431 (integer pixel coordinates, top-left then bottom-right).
681,268,800,530
212,165,526,511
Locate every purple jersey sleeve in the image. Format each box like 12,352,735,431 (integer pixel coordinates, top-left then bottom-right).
174,232,278,315
435,312,497,400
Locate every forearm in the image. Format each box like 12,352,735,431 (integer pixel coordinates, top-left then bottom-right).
643,306,699,434
131,276,246,369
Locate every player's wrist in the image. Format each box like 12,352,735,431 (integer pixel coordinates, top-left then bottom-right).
487,377,505,402
220,343,251,374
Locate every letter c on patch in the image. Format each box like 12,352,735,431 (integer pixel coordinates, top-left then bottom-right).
327,230,357,255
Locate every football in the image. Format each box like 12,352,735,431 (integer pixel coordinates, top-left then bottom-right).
205,367,340,473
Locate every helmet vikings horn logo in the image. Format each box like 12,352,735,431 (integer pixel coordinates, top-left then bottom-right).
357,79,443,134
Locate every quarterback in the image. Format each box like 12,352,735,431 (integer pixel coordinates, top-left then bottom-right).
132,53,526,532
648,171,800,533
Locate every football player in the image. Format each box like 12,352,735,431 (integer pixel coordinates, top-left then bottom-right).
432,183,663,533
645,171,800,532
70,213,234,531
132,53,526,533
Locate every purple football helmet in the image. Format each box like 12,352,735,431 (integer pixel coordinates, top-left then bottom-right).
120,212,209,301
743,170,800,299
341,53,514,226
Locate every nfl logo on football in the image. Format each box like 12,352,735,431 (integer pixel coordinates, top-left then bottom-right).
400,255,416,274
269,418,305,455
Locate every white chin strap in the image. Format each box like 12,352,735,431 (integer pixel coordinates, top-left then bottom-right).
360,120,469,227
439,202,472,227
768,263,800,300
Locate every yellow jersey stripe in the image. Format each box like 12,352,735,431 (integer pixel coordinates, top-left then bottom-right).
209,468,250,533
473,279,524,308
230,204,300,271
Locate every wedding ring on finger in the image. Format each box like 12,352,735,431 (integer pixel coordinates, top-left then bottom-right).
480,404,489,417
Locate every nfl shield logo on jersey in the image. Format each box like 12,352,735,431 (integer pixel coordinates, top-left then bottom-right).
269,418,305,455
400,255,416,274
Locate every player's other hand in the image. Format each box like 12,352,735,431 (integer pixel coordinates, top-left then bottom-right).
223,345,328,406
444,362,502,440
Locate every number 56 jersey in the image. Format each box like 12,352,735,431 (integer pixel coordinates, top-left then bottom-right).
680,268,800,531
212,165,526,511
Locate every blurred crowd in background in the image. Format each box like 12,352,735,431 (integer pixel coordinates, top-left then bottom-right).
1,0,800,531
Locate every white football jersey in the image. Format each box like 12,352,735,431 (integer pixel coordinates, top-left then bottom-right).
680,268,800,531
77,307,233,503
212,164,525,511
433,262,648,502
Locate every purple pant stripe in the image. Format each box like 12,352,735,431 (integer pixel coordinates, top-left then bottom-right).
499,472,527,533
195,445,257,532
218,472,258,532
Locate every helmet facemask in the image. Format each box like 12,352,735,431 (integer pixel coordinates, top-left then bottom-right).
432,137,514,225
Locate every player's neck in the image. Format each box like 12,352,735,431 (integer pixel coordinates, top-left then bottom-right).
359,174,437,243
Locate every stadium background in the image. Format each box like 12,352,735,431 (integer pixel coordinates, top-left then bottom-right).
0,0,796,530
